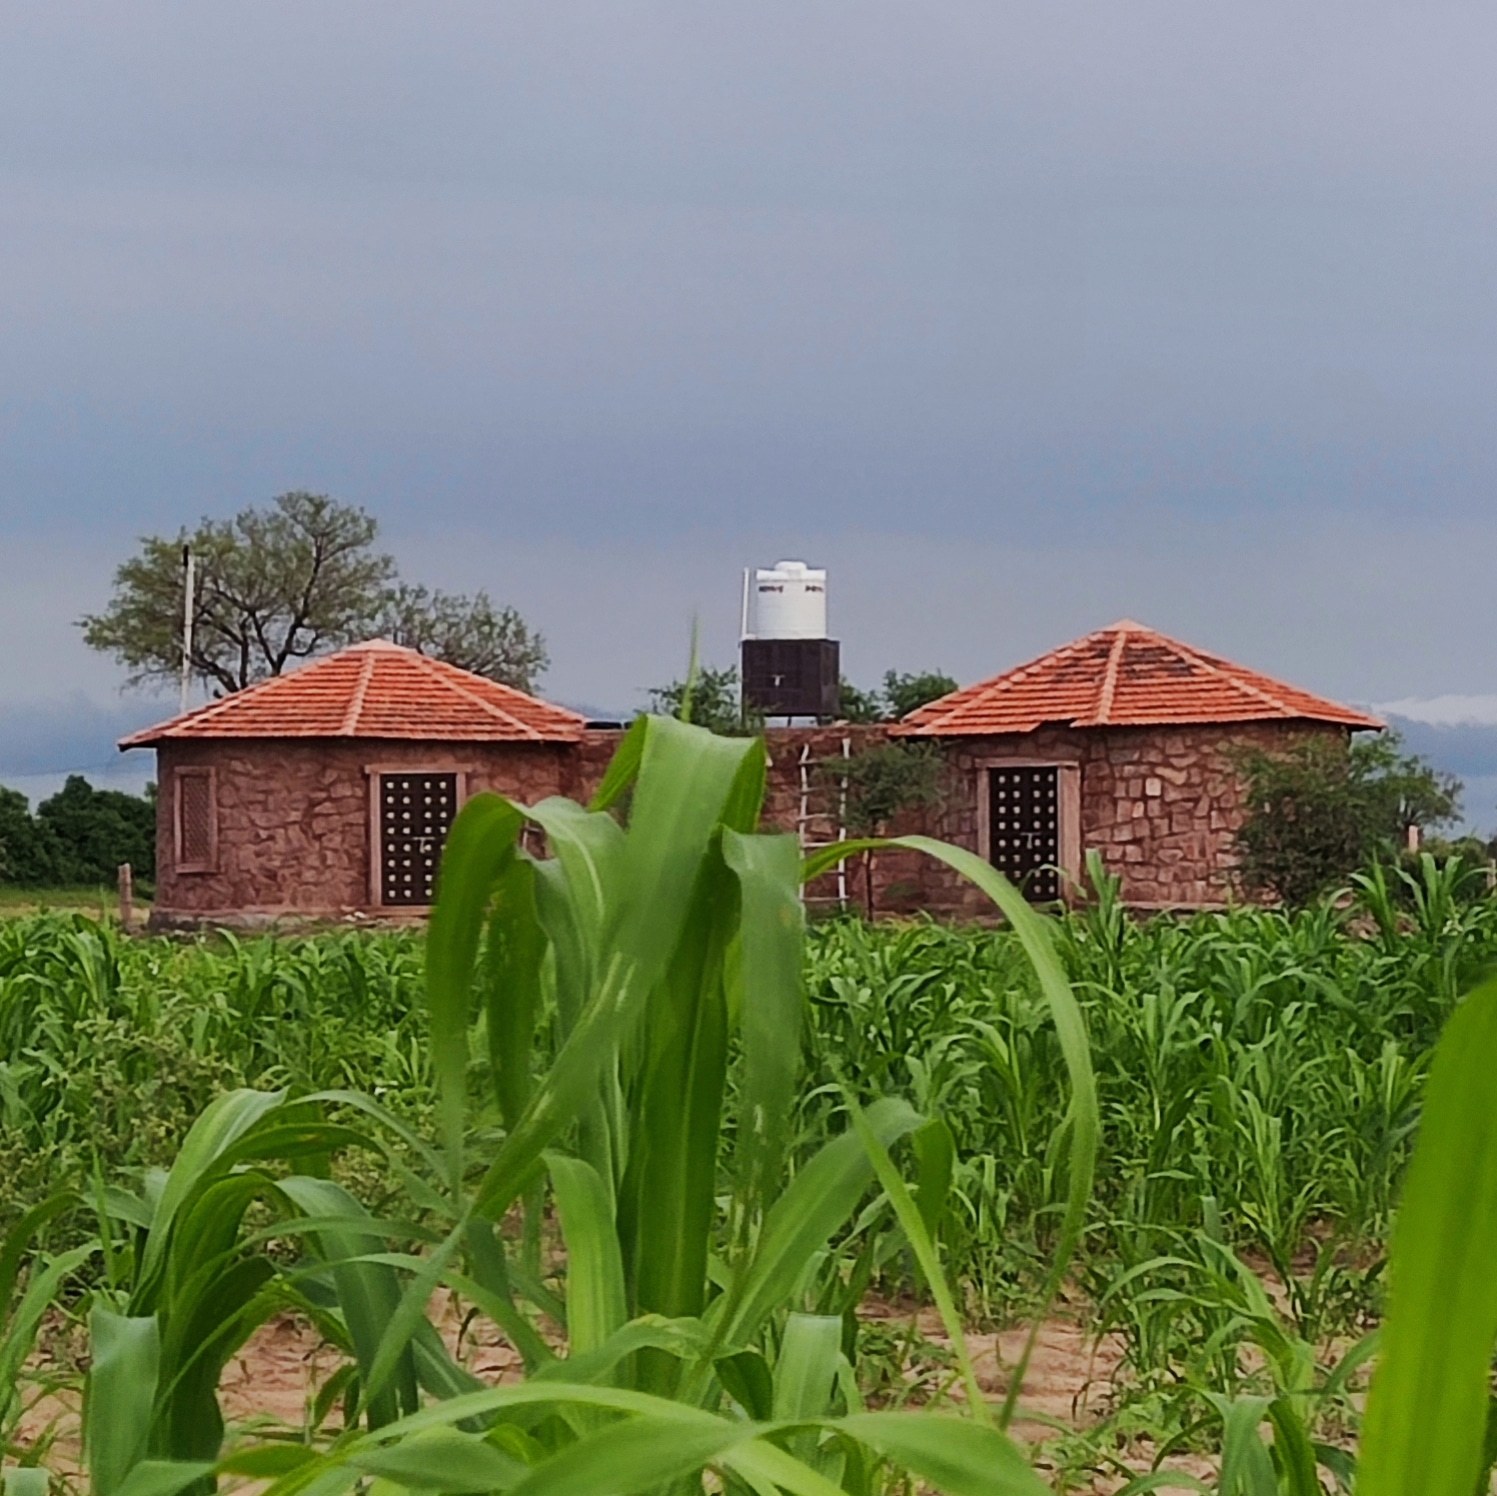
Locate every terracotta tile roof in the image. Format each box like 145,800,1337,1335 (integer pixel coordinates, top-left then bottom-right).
894,620,1384,737
118,640,586,747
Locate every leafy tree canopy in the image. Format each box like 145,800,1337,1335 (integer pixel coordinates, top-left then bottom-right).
376,583,548,692
881,669,959,720
647,665,755,736
834,740,944,835
837,678,884,723
0,778,156,886
651,663,959,732
1234,731,1461,907
81,492,547,695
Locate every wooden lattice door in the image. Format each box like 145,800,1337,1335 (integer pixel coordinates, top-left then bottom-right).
378,773,458,906
987,766,1060,901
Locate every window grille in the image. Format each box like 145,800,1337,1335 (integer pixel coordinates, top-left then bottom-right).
987,766,1060,901
175,769,216,872
378,773,458,906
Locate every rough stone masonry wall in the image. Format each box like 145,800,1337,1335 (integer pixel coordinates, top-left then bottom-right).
596,721,1347,915
151,738,579,928
150,718,1351,928
927,720,1347,913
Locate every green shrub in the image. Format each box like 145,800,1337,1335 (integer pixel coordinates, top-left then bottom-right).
1234,730,1460,906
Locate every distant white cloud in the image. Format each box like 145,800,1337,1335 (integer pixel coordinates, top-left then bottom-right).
1377,696,1497,728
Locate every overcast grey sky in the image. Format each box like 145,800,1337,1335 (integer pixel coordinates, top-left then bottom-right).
5,3,1497,816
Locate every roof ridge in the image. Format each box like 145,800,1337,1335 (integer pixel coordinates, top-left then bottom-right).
406,652,547,740
341,649,378,735
1093,627,1129,725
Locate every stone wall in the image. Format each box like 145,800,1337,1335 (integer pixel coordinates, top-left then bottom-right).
151,738,579,929
755,720,1346,915
918,719,1346,913
147,718,1349,928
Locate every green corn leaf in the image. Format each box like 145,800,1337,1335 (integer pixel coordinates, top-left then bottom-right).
349,1431,528,1492
716,1348,775,1420
845,1092,987,1422
721,829,805,1223
522,797,628,1182
546,1152,627,1357
718,1096,924,1350
456,1217,555,1370
503,1414,751,1496
485,858,548,1131
0,1243,94,1409
216,1447,320,1477
836,1412,1050,1496
477,719,762,1220
616,852,735,1345
213,1122,372,1169
721,1440,858,1496
911,1116,956,1245
427,793,524,1192
1211,1395,1277,1496
802,834,1098,1428
154,1252,279,1459
772,1313,843,1421
411,1316,487,1405
1266,1397,1322,1496
2,1471,51,1496
136,1089,288,1295
587,715,648,811
0,1192,76,1324
278,1175,419,1427
362,1217,466,1418
525,797,625,964
299,1088,449,1183
85,1308,161,1496
1108,1476,1212,1495
1359,976,1497,1496
111,1465,215,1496
531,1315,706,1387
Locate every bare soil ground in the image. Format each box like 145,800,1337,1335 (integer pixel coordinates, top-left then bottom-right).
19,1298,1213,1493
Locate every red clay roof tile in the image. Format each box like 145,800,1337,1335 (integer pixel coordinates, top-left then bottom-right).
118,640,586,747
893,621,1384,737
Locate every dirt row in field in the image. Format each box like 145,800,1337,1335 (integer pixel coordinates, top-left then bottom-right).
21,1299,1214,1494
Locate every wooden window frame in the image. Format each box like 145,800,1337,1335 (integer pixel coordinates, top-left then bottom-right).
973,757,1081,897
173,766,218,874
365,765,470,910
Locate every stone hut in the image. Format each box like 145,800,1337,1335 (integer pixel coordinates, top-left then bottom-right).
120,639,599,930
887,619,1383,912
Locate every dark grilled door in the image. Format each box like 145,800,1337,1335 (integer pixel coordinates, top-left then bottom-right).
988,767,1060,901
379,773,458,906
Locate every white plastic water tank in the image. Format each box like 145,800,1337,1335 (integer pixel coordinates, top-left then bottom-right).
749,560,827,639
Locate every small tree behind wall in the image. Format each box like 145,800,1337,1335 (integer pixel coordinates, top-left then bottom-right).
1233,730,1461,907
825,740,944,917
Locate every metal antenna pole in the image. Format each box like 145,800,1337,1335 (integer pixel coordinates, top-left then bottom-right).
179,544,195,715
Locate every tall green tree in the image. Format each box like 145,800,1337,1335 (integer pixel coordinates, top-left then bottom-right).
0,787,59,885
81,492,546,694
0,779,156,885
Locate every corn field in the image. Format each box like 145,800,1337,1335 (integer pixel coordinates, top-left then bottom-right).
1,720,1496,1493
